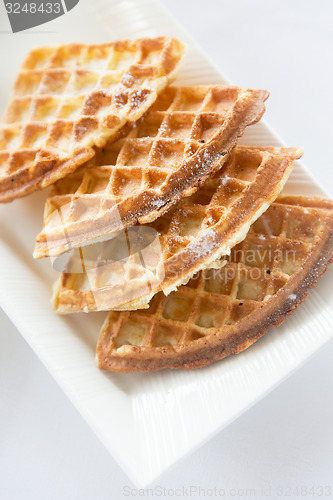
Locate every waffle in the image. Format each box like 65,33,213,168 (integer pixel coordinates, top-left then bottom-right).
96,196,333,372
0,37,185,203
52,146,302,313
33,85,269,259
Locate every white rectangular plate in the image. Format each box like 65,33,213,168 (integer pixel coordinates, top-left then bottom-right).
0,0,333,488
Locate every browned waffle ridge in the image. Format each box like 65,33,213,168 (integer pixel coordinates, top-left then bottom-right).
0,37,185,203
96,195,333,372
52,146,301,313
34,85,269,259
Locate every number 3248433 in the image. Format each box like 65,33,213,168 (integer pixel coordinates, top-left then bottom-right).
5,3,62,14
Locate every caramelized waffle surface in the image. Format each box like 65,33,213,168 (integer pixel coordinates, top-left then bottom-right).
34,85,269,258
0,37,184,202
52,146,301,313
96,196,333,372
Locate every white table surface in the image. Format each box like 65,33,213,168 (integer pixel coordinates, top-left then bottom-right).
1,1,333,498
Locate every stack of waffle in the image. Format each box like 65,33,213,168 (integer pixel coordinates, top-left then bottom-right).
1,37,332,372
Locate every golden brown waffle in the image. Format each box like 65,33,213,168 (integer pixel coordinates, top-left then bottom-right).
0,37,184,203
52,146,301,313
96,196,333,372
34,85,269,259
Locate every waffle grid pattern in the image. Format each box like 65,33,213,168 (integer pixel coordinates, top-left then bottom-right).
44,86,240,221
35,85,269,257
0,37,184,201
54,147,297,312
99,198,333,357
